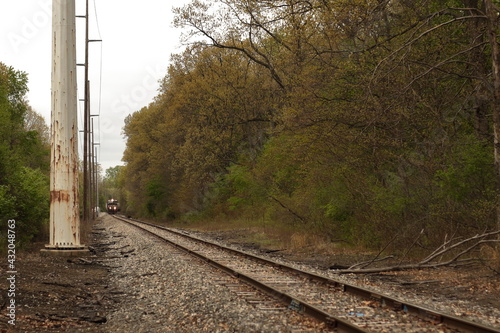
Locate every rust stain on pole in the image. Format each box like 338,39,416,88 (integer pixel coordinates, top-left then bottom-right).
50,190,70,203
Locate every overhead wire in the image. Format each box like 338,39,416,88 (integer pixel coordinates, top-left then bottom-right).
93,0,102,39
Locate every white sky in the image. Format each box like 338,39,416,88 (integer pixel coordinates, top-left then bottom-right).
0,0,192,173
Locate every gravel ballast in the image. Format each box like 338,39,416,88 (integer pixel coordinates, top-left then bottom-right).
100,215,331,332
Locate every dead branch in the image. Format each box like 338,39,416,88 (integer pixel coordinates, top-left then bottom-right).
421,233,454,263
350,237,397,270
398,228,425,266
331,230,500,274
348,255,394,270
420,230,500,265
268,195,307,224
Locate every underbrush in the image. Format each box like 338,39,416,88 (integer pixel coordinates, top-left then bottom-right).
168,215,362,256
480,244,500,273
163,214,500,271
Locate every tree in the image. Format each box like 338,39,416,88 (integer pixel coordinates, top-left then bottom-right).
484,0,500,232
101,165,125,211
122,45,278,217
171,0,500,245
118,1,500,250
0,62,50,250
24,105,50,146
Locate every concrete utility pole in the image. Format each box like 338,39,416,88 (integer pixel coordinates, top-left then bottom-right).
45,0,85,251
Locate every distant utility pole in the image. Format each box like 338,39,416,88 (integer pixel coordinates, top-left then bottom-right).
77,0,101,224
45,0,85,251
83,0,90,225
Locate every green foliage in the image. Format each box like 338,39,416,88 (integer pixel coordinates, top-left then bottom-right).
12,167,49,243
0,167,49,249
323,197,351,223
0,62,50,252
370,172,412,216
435,140,494,202
144,177,166,216
0,167,50,248
205,164,266,214
122,45,278,217
224,165,253,211
0,185,16,218
433,137,496,230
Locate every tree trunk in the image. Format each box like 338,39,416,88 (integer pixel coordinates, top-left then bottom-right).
464,0,491,141
484,0,500,234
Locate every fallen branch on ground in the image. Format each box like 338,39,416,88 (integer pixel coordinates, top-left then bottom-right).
331,230,500,274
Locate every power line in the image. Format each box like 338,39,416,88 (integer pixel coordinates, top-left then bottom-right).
93,0,102,40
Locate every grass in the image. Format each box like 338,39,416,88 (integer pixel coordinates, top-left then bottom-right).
166,215,356,256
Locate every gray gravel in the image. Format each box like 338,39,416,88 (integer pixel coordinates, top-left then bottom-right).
98,215,331,333
126,220,464,332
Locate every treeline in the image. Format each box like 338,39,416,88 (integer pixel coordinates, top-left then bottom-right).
0,62,50,250
121,0,499,249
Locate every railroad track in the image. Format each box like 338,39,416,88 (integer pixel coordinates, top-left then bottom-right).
111,215,499,333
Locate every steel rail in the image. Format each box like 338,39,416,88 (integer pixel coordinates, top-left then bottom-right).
113,215,500,333
113,215,368,332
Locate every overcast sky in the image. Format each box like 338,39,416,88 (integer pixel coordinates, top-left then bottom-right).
0,0,192,173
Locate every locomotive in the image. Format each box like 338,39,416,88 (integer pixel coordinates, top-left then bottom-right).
106,199,120,214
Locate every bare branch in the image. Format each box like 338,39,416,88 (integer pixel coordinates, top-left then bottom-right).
373,12,487,81
421,230,500,264
348,256,394,270
332,230,500,274
268,195,307,224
